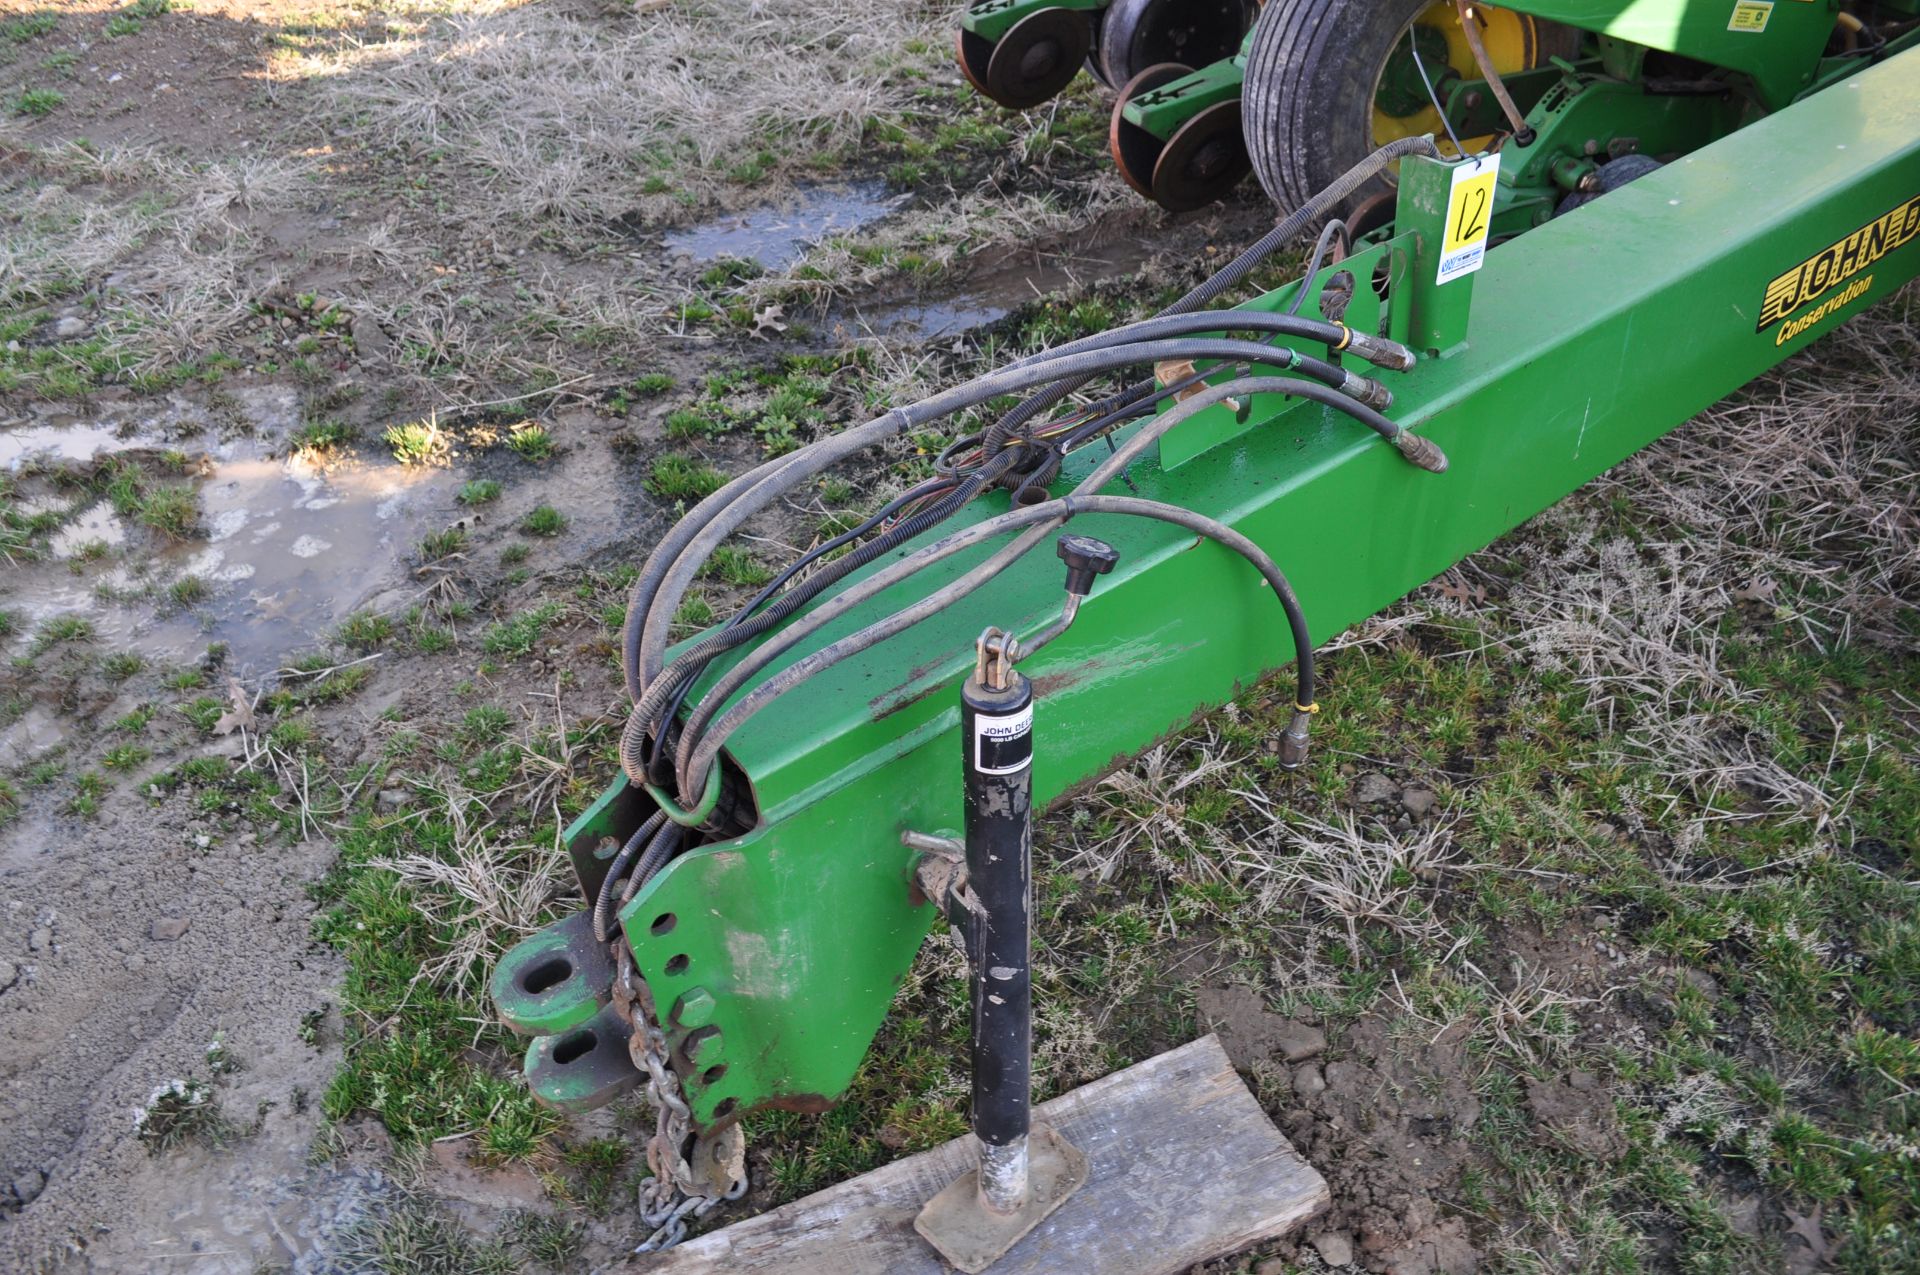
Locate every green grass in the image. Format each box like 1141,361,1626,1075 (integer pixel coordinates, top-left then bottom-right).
384,420,442,466
519,506,565,537
480,604,560,657
12,87,61,116
457,479,502,505
506,423,555,461
291,418,354,456
647,454,726,503
420,526,468,560
2,13,57,42
337,611,394,651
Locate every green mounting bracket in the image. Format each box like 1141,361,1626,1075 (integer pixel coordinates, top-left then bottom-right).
961,0,1105,43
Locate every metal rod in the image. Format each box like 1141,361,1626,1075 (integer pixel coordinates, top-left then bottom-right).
960,628,1035,1214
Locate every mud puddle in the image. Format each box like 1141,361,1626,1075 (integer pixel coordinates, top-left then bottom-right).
663,181,904,270
5,398,461,671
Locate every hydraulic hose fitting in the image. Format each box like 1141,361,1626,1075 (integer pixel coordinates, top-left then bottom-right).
1340,370,1394,411
1277,705,1316,771
1392,430,1450,474
1342,328,1417,372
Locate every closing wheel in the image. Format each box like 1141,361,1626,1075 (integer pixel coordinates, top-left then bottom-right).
1108,62,1192,199
1096,0,1257,90
982,8,1094,110
1243,0,1575,211
1151,99,1251,212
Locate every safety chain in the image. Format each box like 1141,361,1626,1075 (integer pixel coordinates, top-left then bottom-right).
610,936,749,1254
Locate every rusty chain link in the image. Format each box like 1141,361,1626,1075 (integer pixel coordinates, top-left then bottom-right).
610,934,748,1254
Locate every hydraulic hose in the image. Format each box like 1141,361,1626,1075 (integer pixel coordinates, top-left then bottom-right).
668,376,1323,798
592,809,667,942
979,135,1442,457
679,493,1315,804
627,335,1375,722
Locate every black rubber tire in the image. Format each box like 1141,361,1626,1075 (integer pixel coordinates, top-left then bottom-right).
1096,0,1258,91
1555,152,1662,215
1242,0,1573,211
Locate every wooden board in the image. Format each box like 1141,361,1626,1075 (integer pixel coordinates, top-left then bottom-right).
630,1035,1328,1275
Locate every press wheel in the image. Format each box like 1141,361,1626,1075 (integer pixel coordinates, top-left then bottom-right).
1151,99,1250,212
1108,62,1191,199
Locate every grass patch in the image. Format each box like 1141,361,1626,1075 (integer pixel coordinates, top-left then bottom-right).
13,87,62,116
647,454,726,503
457,479,502,505
519,506,565,537
480,604,560,658
506,423,554,461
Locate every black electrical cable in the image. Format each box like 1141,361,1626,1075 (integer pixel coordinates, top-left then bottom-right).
620,139,1440,709
641,447,1029,778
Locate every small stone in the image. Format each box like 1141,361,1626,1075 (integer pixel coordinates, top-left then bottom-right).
1274,1021,1327,1063
28,927,51,953
1310,1231,1355,1267
1353,772,1397,805
150,917,190,942
350,313,391,363
53,317,89,339
1293,1063,1326,1099
0,960,17,991
1400,785,1438,817
12,1169,46,1205
376,788,412,810
193,833,211,849
1254,1259,1289,1275
124,954,146,971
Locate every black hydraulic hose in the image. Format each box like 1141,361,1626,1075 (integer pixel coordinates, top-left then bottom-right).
679,494,1315,802
640,449,1028,778
592,809,668,942
1286,219,1350,317
669,375,1324,797
979,136,1442,457
628,818,684,894
625,335,1367,727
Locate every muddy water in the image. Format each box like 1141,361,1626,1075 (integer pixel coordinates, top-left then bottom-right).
4,398,461,671
663,181,904,269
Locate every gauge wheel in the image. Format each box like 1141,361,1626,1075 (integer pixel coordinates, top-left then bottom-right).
1109,62,1193,198
1243,0,1574,211
1096,0,1258,89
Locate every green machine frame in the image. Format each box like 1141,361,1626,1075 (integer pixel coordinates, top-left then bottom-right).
496,48,1920,1129
1118,0,1920,216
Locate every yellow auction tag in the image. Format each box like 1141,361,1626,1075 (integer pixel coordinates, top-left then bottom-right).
1437,154,1499,285
1728,1,1773,32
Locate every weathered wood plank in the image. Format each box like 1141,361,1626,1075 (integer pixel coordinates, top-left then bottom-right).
630,1035,1328,1275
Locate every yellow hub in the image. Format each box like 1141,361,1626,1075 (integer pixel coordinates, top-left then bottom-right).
1372,3,1543,160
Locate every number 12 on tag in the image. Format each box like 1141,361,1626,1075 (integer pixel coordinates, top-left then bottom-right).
1437,154,1500,286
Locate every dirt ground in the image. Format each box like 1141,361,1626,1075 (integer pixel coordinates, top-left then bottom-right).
4,2,1917,1274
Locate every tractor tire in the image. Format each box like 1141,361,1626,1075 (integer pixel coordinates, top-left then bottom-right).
1242,0,1570,212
